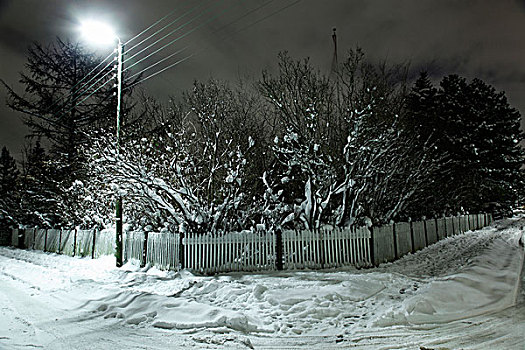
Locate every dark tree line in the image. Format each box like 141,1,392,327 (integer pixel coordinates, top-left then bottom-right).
1,39,523,233
403,72,524,216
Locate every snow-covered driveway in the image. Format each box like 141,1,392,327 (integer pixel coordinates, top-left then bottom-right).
1,215,524,349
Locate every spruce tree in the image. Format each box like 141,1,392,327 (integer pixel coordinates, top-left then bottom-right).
19,141,59,227
2,38,138,225
404,73,524,215
464,78,524,207
0,146,20,228
416,74,524,212
402,72,447,217
404,72,439,142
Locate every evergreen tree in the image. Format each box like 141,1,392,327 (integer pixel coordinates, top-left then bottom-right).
0,146,20,228
2,38,138,225
402,72,449,217
19,141,59,227
406,73,524,214
464,78,524,207
404,72,439,142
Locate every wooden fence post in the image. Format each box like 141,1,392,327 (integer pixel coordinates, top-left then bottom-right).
17,229,25,249
409,222,415,253
58,229,63,254
44,229,48,252
91,229,97,259
392,224,398,259
275,229,283,270
369,226,375,266
179,232,185,269
141,231,149,268
319,229,326,269
72,228,77,257
423,220,429,247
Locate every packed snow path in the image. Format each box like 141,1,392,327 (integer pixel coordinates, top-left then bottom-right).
1,215,524,349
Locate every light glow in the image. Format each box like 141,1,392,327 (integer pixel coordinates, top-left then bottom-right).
80,20,118,45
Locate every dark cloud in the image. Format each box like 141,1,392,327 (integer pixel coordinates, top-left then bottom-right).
1,0,525,156
0,25,33,54
0,0,8,16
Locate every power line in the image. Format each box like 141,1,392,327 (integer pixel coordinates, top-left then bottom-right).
124,9,177,47
123,0,278,87
50,0,223,117
230,0,301,36
44,51,114,115
125,0,302,90
49,0,302,123
212,0,275,36
123,0,223,68
46,74,116,126
47,57,116,116
123,1,242,78
126,46,190,82
124,55,195,91
124,0,213,55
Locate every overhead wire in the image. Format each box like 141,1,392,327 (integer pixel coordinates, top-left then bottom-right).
44,1,231,122
124,0,301,91
123,0,277,88
45,1,217,121
228,0,301,36
122,0,222,69
124,9,177,47
56,73,116,121
49,0,302,122
123,0,213,57
123,0,244,79
44,50,114,115
47,57,116,116
125,46,190,82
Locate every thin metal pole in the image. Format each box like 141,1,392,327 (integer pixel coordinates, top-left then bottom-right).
115,39,124,267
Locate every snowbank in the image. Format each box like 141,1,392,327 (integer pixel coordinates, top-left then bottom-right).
1,215,523,349
376,220,524,327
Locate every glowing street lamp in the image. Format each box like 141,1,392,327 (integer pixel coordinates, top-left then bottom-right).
80,20,124,267
80,20,118,46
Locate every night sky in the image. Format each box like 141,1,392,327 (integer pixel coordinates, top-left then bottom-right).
1,0,524,159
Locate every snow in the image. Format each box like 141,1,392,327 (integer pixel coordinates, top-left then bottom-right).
1,214,524,349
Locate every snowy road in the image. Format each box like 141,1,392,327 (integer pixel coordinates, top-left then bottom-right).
1,215,524,349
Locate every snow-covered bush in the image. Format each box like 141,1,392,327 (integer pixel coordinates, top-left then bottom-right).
84,81,268,234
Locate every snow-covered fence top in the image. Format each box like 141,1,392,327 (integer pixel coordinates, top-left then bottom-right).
10,213,493,274
282,226,371,270
371,213,494,265
183,230,276,274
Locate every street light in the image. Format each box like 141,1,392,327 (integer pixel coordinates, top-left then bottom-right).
80,20,124,267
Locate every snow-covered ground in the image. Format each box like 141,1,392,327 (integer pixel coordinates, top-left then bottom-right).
1,215,524,350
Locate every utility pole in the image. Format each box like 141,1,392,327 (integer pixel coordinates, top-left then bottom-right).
330,27,338,75
115,39,124,267
79,21,125,267
330,27,342,121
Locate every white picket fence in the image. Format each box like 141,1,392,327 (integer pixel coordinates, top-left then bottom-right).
183,231,277,274
12,227,116,259
121,227,372,274
281,226,371,269
124,231,145,263
147,232,181,271
10,213,491,274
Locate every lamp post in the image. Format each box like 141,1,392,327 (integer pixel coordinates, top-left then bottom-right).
80,20,124,267
114,38,124,268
